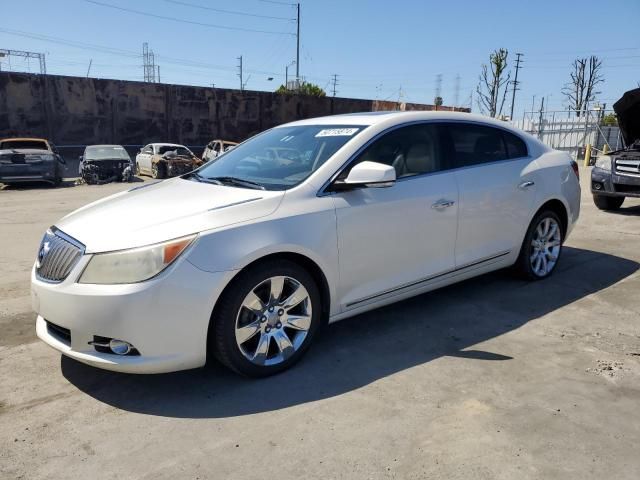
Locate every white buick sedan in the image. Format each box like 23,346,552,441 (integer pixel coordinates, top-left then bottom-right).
32,112,580,377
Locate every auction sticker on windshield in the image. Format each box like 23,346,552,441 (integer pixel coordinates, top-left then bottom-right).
315,128,360,137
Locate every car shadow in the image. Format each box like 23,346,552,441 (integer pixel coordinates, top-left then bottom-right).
1,179,77,190
61,247,638,418
609,203,640,216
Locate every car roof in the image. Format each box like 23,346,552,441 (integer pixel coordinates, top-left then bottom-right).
85,144,125,148
151,143,186,147
282,111,516,129
0,137,50,142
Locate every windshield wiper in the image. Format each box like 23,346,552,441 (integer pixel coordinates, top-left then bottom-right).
208,176,266,190
189,172,224,185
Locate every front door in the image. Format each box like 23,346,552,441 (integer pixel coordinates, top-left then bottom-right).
331,123,459,310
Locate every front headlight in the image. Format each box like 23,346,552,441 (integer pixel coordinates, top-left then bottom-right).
595,156,611,171
79,235,196,284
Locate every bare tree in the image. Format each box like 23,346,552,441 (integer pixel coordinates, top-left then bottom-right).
476,48,511,117
562,56,604,117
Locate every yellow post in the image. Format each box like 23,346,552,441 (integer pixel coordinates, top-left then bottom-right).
603,144,610,155
583,144,592,167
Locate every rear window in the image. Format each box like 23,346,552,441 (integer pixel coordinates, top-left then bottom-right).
0,140,49,150
448,124,508,167
503,131,528,158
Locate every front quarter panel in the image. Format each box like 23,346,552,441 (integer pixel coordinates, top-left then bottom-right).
186,186,341,314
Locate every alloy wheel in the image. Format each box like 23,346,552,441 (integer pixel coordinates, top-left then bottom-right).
530,217,561,277
235,276,312,366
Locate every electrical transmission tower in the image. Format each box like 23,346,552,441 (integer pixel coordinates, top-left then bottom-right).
434,73,443,108
509,53,524,120
331,74,339,97
0,48,46,74
237,55,243,91
454,74,461,109
142,43,157,83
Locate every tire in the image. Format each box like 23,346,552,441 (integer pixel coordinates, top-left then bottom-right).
593,195,624,211
210,259,322,377
151,162,165,179
515,209,564,281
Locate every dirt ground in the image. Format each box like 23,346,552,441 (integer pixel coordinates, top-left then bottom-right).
1,170,639,480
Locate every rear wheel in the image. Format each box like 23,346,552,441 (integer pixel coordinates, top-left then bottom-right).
593,194,624,211
210,260,321,377
515,210,563,280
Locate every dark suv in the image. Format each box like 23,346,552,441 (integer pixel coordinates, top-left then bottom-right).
591,88,640,210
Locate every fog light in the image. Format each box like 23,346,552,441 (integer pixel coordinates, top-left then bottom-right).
592,182,603,190
109,339,133,355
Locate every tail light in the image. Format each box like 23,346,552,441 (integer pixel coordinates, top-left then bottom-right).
570,160,579,180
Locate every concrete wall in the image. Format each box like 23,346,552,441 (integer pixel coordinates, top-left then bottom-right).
0,71,469,171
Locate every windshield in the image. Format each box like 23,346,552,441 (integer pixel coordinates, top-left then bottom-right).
0,140,49,150
194,125,365,190
84,145,131,161
158,146,192,156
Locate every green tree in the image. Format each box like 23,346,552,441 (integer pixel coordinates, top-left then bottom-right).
275,81,326,97
434,96,443,107
476,48,511,117
600,113,617,126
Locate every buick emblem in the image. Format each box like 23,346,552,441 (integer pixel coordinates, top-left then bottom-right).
36,241,50,268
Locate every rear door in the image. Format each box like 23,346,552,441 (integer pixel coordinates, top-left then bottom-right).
332,123,459,310
443,123,536,267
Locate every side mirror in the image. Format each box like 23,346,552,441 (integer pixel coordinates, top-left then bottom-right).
333,161,396,190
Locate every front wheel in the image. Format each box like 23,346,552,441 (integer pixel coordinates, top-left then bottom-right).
210,260,322,377
593,194,624,211
515,210,564,280
151,162,165,179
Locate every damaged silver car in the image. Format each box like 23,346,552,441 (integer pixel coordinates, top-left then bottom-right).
79,145,134,184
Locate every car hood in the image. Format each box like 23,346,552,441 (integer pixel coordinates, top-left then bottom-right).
613,88,640,147
56,178,284,253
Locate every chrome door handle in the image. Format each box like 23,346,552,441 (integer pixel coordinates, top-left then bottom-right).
518,180,535,189
431,200,455,209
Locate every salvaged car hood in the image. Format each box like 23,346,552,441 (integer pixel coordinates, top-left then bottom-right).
613,88,640,147
56,178,284,253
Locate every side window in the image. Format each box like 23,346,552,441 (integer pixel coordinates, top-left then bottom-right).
342,124,444,180
447,123,507,167
503,131,528,158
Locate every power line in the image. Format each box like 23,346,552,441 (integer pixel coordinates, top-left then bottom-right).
83,0,295,36
162,0,295,21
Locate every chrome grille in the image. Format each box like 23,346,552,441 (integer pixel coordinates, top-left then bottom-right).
615,158,640,175
36,228,84,283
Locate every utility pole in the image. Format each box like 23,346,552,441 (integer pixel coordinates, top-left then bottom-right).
453,74,460,109
295,3,300,88
537,96,545,138
331,74,339,97
237,55,243,91
157,65,161,83
86,59,92,78
509,52,523,121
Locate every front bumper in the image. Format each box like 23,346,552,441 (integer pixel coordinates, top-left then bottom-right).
32,254,236,374
591,166,640,198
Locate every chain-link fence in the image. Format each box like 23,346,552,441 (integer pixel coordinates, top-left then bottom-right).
511,109,622,159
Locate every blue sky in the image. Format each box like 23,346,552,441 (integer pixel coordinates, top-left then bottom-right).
1,0,639,118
